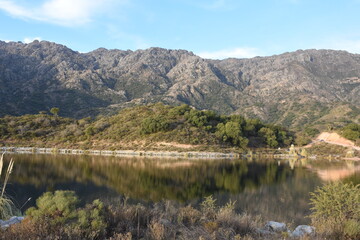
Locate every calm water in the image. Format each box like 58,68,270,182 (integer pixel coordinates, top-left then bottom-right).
3,153,360,225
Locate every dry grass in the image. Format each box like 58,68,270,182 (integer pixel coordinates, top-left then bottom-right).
0,153,18,220
0,194,267,240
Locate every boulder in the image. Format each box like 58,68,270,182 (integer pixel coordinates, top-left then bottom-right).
0,216,24,229
291,225,315,238
264,221,288,233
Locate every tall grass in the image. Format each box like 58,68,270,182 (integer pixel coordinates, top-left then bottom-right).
0,152,17,220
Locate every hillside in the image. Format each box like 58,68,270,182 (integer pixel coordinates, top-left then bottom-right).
0,104,292,151
0,40,359,130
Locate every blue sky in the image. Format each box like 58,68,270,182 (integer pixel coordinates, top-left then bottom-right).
1,0,360,59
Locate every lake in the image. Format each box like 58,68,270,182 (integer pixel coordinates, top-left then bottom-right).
3,153,360,225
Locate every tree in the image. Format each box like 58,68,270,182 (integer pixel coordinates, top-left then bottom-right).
140,117,169,134
259,127,278,147
50,107,60,117
215,121,249,148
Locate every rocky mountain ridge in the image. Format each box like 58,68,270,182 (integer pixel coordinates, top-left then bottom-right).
0,40,359,129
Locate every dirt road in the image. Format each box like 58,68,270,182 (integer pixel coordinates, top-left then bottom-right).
305,132,360,151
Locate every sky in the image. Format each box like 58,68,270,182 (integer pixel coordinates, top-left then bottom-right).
1,0,360,59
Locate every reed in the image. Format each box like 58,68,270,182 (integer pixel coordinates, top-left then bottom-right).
0,153,17,220
1,154,14,198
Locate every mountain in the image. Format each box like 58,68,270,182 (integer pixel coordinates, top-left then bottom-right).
0,40,359,129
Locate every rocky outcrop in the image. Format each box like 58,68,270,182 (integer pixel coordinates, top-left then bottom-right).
0,40,359,128
264,221,288,232
0,216,24,229
292,225,316,238
258,221,315,238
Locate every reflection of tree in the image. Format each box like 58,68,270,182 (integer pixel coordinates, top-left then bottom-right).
10,155,295,202
228,168,321,226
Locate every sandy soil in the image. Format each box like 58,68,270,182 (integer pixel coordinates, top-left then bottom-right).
305,132,360,151
316,132,354,146
156,142,200,149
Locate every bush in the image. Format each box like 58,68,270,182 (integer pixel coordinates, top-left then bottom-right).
2,193,266,240
341,123,360,141
304,127,320,137
25,191,108,239
178,205,201,226
140,117,170,134
309,182,360,239
75,199,108,239
26,190,79,224
200,195,217,220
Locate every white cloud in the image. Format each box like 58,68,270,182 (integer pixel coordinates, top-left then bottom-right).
205,0,226,9
180,0,234,11
288,0,301,4
197,47,262,59
0,0,121,26
23,37,42,44
107,25,150,50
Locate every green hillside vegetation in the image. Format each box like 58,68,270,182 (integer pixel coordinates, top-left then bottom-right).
340,123,360,146
0,104,293,151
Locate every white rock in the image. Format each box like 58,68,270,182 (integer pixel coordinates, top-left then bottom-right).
264,221,288,232
292,225,315,237
0,216,24,229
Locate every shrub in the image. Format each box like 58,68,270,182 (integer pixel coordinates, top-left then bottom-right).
304,127,320,137
200,195,217,220
341,123,360,141
74,199,108,239
309,182,360,239
147,220,166,240
26,190,79,224
24,191,108,239
140,117,170,134
178,205,201,226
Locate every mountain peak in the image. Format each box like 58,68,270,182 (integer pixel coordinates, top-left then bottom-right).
0,40,359,129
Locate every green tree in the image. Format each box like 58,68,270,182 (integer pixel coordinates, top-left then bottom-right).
185,109,209,127
140,117,170,134
50,107,60,117
259,127,278,147
215,121,248,148
342,123,360,141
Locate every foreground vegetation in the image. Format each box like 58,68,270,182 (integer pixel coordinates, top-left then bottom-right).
310,182,360,239
0,191,262,240
0,104,293,151
0,153,19,220
1,152,359,239
1,181,359,239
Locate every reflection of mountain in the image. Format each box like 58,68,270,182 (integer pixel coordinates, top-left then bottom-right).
9,154,294,202
305,160,360,181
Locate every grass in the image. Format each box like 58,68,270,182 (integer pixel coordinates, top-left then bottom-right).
1,192,264,240
0,182,358,239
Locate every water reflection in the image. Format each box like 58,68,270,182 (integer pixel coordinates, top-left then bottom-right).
3,153,360,225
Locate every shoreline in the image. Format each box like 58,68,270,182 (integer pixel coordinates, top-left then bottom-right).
0,146,241,159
